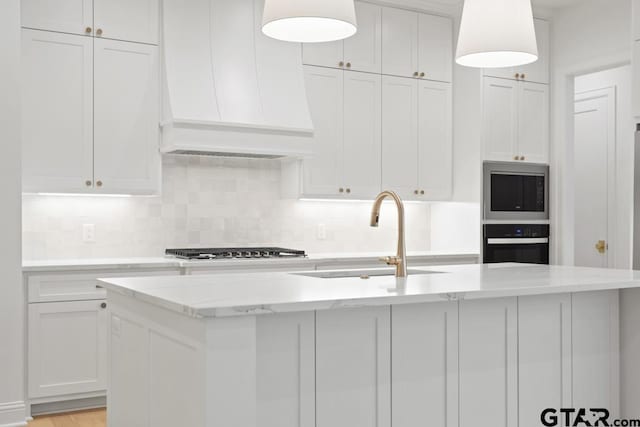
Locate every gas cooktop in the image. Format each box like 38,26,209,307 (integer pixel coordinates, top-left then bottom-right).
165,247,307,260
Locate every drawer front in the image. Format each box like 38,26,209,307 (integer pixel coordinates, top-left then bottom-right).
27,269,181,303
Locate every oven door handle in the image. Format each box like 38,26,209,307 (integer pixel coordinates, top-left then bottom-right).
486,238,549,245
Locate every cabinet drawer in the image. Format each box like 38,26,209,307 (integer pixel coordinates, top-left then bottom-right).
27,269,180,303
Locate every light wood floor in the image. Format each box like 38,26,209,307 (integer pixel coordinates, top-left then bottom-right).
28,409,106,427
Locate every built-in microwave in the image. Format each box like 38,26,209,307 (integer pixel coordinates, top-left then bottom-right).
483,161,549,221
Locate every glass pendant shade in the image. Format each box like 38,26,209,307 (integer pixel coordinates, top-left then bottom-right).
262,0,357,43
455,0,538,68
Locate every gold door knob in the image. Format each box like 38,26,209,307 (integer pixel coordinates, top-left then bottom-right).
96,28,103,36
339,61,344,67
595,240,606,254
96,180,103,187
85,27,92,34
346,62,351,68
85,180,92,187
420,72,425,78
515,73,521,79
339,188,344,193
414,71,419,77
420,190,425,195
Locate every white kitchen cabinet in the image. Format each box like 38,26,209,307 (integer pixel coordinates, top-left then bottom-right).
483,76,549,163
316,306,391,427
572,291,620,415
94,39,160,195
21,29,160,195
94,0,159,45
483,18,550,84
21,29,94,194
459,297,518,427
418,13,453,83
28,300,108,399
418,80,453,200
392,302,458,427
518,294,572,427
633,41,640,117
302,66,381,199
257,312,315,427
21,0,93,36
21,0,158,45
303,1,381,73
382,76,453,200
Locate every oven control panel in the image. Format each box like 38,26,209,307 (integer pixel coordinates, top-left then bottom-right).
484,224,550,238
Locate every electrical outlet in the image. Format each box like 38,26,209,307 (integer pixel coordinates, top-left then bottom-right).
316,223,327,240
82,224,96,243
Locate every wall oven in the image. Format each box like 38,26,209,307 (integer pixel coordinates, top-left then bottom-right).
483,162,549,221
483,224,550,264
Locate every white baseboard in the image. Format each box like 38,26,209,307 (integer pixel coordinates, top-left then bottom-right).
0,401,27,427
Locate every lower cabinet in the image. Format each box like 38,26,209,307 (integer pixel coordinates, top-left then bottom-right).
28,300,108,399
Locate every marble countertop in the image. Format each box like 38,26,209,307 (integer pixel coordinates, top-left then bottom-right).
22,251,479,272
99,263,640,318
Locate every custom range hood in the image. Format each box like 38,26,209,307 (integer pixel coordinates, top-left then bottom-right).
161,0,314,158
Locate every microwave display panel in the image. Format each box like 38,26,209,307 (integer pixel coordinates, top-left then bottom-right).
490,173,545,212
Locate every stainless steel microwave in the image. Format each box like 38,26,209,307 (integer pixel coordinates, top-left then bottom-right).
483,162,549,221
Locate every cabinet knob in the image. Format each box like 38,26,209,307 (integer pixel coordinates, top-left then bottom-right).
85,180,92,187
100,302,107,309
420,72,425,78
420,190,425,195
339,187,344,193
521,156,526,161
96,28,103,36
521,73,526,80
414,190,419,195
96,180,103,187
339,61,344,67
346,62,351,68
346,188,351,193
413,71,419,77
515,73,521,79
513,155,519,160
85,27,92,34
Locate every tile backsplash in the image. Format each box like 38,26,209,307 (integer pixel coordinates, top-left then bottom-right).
23,156,432,260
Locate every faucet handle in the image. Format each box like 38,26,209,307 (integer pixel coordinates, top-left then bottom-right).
379,256,401,266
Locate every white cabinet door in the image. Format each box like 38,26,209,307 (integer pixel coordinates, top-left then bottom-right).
418,14,453,83
572,291,620,416
302,41,343,69
21,29,94,194
93,0,159,44
633,41,640,117
381,7,418,78
21,0,93,36
94,39,160,195
518,294,572,427
343,71,382,199
382,76,418,199
316,307,391,427
483,77,519,162
392,302,458,427
343,1,382,73
459,297,518,427
519,19,550,84
417,80,452,200
518,82,549,163
257,312,315,427
303,66,344,197
29,300,107,399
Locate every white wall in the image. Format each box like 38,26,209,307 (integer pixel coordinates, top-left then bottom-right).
0,0,26,425
430,202,481,252
550,0,632,265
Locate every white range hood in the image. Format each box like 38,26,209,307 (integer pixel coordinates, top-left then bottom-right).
161,0,314,158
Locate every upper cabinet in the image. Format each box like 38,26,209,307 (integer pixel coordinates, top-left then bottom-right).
21,0,158,44
303,1,382,73
382,7,452,82
483,18,550,84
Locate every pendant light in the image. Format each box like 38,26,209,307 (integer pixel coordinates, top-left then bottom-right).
262,0,357,43
455,0,538,68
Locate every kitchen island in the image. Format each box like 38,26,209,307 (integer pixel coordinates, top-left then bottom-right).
100,263,639,427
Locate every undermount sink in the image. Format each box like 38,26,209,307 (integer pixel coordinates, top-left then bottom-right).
293,269,443,279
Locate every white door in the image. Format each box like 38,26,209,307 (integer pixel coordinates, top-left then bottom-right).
518,82,549,163
482,77,519,161
93,39,160,195
93,0,159,44
518,19,550,84
21,0,93,36
28,300,107,398
417,80,453,200
21,29,94,194
574,88,615,267
343,71,382,198
316,307,391,427
343,1,382,74
459,297,518,427
381,75,419,199
303,66,345,197
392,302,458,427
381,7,418,78
518,294,572,427
417,14,453,83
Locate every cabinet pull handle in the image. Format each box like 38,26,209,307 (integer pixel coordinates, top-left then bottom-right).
413,71,419,77
85,27,92,34
420,190,425,195
100,302,107,309
96,284,103,289
96,28,103,36
346,62,351,68
346,188,351,194
515,73,521,79
521,73,526,80
513,155,518,160
420,72,425,78
414,190,419,195
96,180,103,187
85,180,92,187
521,156,526,161
339,61,344,67
339,188,344,193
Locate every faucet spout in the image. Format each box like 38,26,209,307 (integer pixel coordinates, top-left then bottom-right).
370,191,408,278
